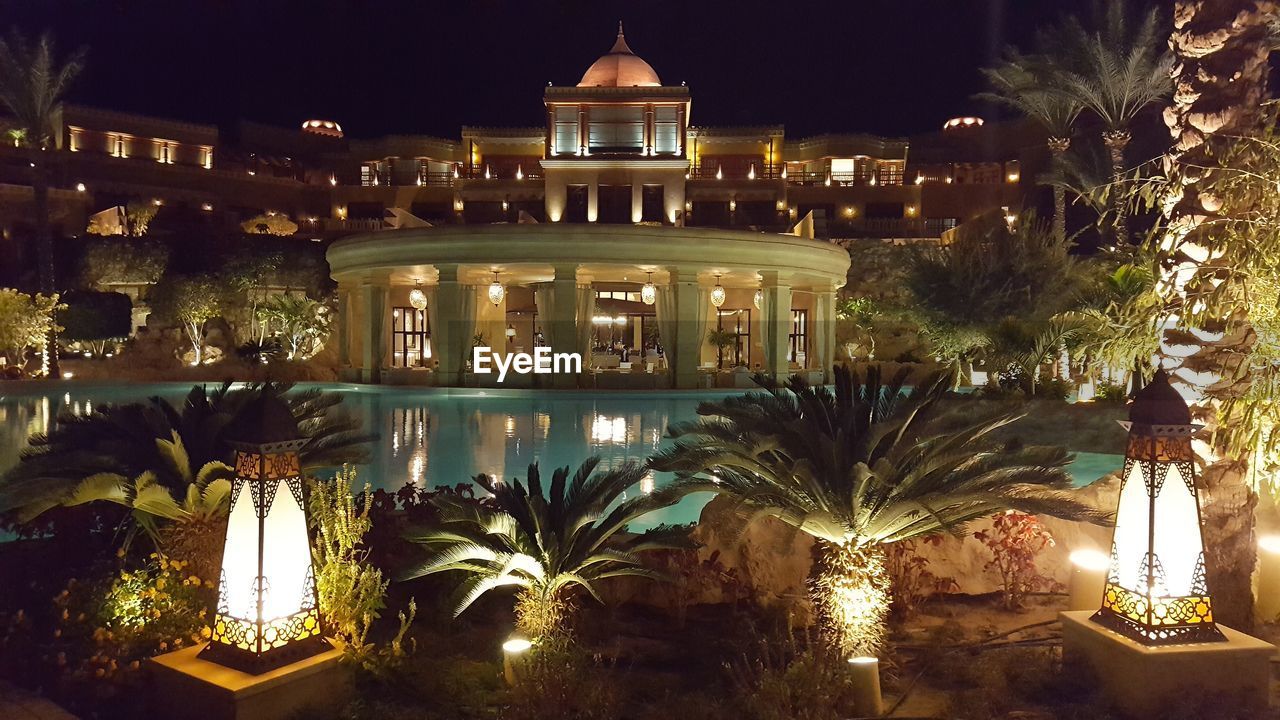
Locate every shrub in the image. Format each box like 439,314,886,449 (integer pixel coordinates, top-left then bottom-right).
309,466,414,670
884,536,956,618
974,511,1062,609
1095,382,1128,403
58,290,132,356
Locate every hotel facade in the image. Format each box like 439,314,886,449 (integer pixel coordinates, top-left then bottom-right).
0,27,1043,388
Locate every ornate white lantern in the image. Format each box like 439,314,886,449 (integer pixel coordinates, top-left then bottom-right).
488,271,505,306
1090,370,1224,645
409,281,428,312
200,393,327,673
641,272,657,306
753,288,763,310
710,275,726,308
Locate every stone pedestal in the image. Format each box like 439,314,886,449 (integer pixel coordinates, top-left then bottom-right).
1060,611,1274,717
148,644,349,720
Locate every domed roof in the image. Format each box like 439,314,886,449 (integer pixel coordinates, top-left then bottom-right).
1128,369,1192,426
578,23,662,88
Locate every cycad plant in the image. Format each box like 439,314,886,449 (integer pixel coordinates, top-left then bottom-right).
402,458,683,641
650,366,1107,657
0,383,373,541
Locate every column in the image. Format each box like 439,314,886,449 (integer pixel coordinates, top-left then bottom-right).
551,264,580,387
587,179,599,223
664,181,684,224
336,285,352,368
631,182,644,223
814,286,837,384
433,264,464,385
761,271,792,381
358,276,390,384
672,268,703,390
545,177,566,222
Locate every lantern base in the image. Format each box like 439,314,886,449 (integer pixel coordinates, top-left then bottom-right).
1061,611,1273,717
147,642,348,720
198,634,331,675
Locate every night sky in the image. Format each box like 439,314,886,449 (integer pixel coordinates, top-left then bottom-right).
2,0,1152,139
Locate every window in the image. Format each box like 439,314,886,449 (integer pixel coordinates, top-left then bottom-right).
876,160,904,186
391,306,429,368
200,147,213,169
596,290,642,302
587,106,643,153
360,163,377,187
717,309,751,367
158,142,172,164
553,106,579,156
788,309,808,365
112,135,126,158
654,106,679,154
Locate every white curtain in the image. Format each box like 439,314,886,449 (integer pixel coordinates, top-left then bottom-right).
693,287,711,369
456,285,477,372
761,288,777,371
655,286,677,369
534,283,555,349
575,285,595,358
814,293,834,380
425,287,438,364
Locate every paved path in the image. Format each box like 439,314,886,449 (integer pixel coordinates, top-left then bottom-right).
0,681,77,719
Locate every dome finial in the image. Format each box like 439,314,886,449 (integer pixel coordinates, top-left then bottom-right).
618,20,624,37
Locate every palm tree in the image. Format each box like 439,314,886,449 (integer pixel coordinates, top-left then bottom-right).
1038,136,1114,233
402,459,684,641
0,382,374,527
979,52,1084,243
0,31,86,376
650,366,1107,657
1154,0,1278,629
1040,1,1171,244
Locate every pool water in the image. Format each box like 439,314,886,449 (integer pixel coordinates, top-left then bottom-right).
0,383,1123,532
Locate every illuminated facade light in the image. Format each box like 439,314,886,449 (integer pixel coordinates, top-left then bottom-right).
915,175,924,185
488,271,505,306
484,165,492,179
1089,370,1224,645
641,272,656,306
715,165,723,180
201,202,213,212
747,164,755,180
409,281,428,311
780,166,787,179
200,393,327,673
515,165,524,180
75,182,86,192
1007,173,1020,183
710,275,726,308
753,287,763,310
943,116,985,130
728,198,736,212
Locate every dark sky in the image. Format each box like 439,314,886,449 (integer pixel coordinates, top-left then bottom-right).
2,0,1147,139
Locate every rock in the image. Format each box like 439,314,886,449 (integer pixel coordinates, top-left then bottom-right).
690,473,1120,605
690,495,816,622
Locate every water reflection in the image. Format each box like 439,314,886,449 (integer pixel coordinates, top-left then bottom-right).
1,385,721,530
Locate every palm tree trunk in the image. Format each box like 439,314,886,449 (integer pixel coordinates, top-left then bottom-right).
31,148,60,377
1048,138,1071,244
1102,130,1130,245
1158,0,1277,630
811,539,890,658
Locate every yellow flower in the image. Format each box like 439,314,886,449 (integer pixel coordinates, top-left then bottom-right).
156,578,166,590
200,626,211,639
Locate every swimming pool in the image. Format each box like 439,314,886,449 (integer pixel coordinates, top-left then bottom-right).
0,382,1123,531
